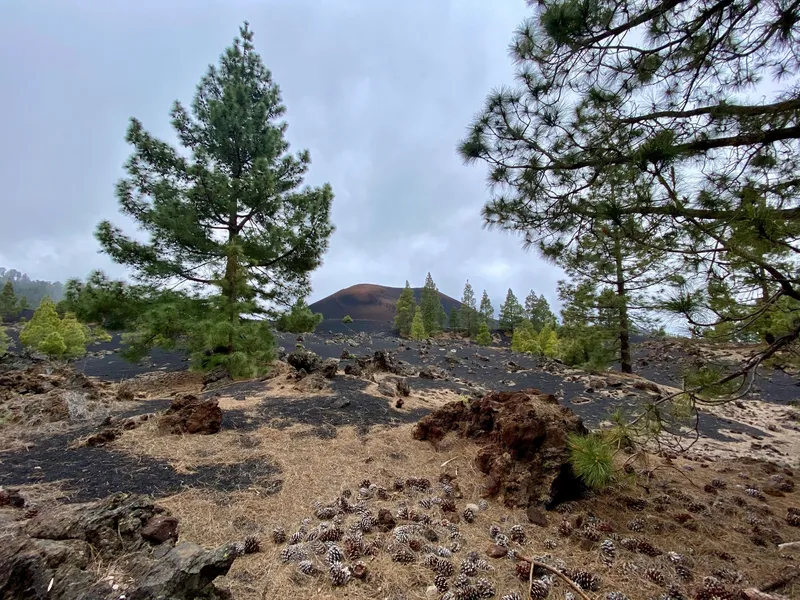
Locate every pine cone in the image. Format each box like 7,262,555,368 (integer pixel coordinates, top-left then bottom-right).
474,578,495,598
326,544,344,565
243,535,261,554
435,574,449,592
494,533,509,547
529,579,550,600
627,518,645,532
601,539,616,559
646,566,665,585
272,526,286,544
297,560,315,575
329,562,351,586
489,525,501,539
461,559,478,576
376,486,388,500
319,526,343,542
509,524,525,543
605,593,630,600
501,594,522,600
316,505,337,520
565,568,601,591
280,545,308,562
390,545,416,563
558,520,573,537
478,499,488,511
462,508,475,523
442,498,457,512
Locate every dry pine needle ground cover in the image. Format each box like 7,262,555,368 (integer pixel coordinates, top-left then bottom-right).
109,385,800,600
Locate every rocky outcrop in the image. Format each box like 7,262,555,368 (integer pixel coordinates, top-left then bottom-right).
413,389,588,509
0,362,110,426
0,494,236,600
287,350,322,374
158,394,222,434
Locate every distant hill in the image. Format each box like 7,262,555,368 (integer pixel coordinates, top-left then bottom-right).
309,284,462,322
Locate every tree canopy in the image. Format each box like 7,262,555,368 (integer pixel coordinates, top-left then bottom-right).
460,0,800,383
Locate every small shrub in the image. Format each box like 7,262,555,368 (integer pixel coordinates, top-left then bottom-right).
410,307,427,340
475,321,492,346
568,432,614,489
0,326,9,356
342,315,353,324
276,298,324,333
20,298,89,359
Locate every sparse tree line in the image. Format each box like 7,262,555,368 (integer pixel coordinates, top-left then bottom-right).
392,273,645,371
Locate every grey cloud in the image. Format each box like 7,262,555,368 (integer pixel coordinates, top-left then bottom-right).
0,0,564,313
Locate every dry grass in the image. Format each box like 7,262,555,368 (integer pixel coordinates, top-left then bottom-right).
110,412,800,600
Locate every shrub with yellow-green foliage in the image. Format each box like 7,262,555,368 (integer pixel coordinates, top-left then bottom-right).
20,297,89,359
0,325,9,356
475,321,492,346
511,319,559,357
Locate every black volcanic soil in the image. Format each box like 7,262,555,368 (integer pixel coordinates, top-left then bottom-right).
2,321,796,503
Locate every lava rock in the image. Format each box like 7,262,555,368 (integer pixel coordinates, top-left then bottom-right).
158,394,222,435
142,516,180,545
413,389,588,509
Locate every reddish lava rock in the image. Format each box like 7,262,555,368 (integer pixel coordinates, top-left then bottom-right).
142,516,180,544
486,544,508,558
413,389,588,508
158,394,222,435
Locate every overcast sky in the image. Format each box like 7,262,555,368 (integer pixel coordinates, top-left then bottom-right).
0,0,564,311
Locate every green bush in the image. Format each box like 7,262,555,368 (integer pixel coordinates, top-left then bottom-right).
342,315,353,324
410,307,427,340
276,298,324,333
20,297,89,358
567,432,615,489
0,326,9,356
475,321,492,346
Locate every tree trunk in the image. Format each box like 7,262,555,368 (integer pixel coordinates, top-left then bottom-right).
225,203,239,355
612,227,633,374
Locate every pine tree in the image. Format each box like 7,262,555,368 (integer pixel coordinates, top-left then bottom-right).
410,306,427,340
460,0,800,381
276,298,323,333
511,319,539,354
0,281,20,318
524,290,557,332
498,289,524,332
95,24,333,377
448,307,459,331
459,280,479,336
437,301,447,331
394,281,416,336
479,290,494,323
475,321,492,346
420,273,442,334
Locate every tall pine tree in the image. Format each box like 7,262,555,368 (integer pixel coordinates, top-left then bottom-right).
95,24,334,377
524,290,557,332
479,290,494,323
459,280,479,336
498,289,524,331
0,281,21,318
420,272,442,334
448,306,459,331
394,281,416,336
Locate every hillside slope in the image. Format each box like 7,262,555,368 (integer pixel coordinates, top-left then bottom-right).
309,283,461,321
